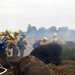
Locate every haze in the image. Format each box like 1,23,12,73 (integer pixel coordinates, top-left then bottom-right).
0,0,75,31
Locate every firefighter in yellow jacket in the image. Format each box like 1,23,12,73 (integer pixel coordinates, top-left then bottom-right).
0,31,11,68
7,34,19,56
17,34,27,58
14,30,20,40
0,29,12,44
0,30,12,55
0,32,4,39
3,29,12,41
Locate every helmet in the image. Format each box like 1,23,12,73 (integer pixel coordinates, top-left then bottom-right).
53,33,57,36
53,38,58,42
22,32,26,36
6,29,11,34
9,34,15,39
15,30,20,34
39,39,43,42
43,37,48,41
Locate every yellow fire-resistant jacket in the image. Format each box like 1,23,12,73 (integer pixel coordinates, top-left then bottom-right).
6,39,18,47
22,38,27,45
0,32,4,39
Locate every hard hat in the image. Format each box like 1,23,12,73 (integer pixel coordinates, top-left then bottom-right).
15,30,20,34
53,33,57,36
43,37,48,41
9,34,15,39
53,38,58,42
39,39,43,42
22,32,26,36
6,29,11,34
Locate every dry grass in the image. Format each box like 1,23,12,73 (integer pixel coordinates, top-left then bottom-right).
48,60,75,75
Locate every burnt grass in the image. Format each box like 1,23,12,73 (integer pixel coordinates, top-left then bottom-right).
2,60,75,75
48,60,75,75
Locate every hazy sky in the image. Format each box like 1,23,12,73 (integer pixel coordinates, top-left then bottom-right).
0,0,75,31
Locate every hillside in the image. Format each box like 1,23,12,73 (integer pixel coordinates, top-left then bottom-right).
48,60,75,75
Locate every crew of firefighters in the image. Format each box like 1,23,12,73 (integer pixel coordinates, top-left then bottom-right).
0,29,27,56
0,29,60,68
0,29,28,68
0,29,60,57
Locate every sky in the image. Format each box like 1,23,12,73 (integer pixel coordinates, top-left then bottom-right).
0,0,75,31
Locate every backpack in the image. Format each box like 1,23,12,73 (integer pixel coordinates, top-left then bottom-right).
17,38,25,48
33,40,39,48
0,39,6,50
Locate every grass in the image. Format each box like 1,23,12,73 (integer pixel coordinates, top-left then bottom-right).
48,60,75,75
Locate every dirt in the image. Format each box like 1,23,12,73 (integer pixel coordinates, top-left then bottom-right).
0,60,75,75
48,60,75,75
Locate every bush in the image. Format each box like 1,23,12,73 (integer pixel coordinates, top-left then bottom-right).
61,44,75,60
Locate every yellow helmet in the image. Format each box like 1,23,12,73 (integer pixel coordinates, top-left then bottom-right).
43,37,48,41
53,33,57,36
53,38,58,42
15,30,20,34
9,34,15,39
6,29,11,34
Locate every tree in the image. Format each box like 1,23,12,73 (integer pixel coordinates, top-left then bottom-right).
58,27,68,32
38,27,47,34
48,26,57,32
27,25,37,34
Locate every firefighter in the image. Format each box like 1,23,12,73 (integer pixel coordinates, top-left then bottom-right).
39,37,48,45
17,34,27,58
14,30,20,39
8,34,19,56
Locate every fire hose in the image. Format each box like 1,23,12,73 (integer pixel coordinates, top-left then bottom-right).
0,64,7,74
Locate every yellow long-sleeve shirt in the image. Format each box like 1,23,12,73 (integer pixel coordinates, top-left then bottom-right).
22,38,27,45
